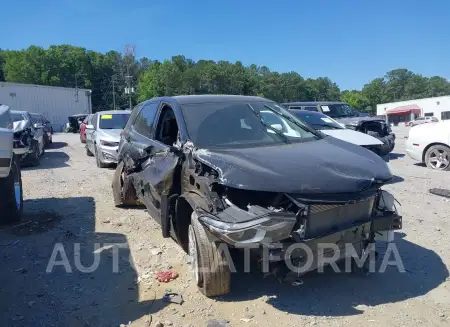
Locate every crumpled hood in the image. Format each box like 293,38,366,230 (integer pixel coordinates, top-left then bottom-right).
194,137,392,194
13,120,30,133
98,129,121,142
335,116,384,127
321,129,383,146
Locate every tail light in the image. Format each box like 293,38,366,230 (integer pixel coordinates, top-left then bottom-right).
120,131,124,137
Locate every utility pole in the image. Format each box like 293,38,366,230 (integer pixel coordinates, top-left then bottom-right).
74,72,86,103
112,75,116,110
124,44,136,110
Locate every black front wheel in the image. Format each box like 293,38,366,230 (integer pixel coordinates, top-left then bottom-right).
27,141,41,167
0,156,23,224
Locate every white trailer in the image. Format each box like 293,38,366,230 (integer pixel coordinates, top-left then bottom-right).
0,82,92,132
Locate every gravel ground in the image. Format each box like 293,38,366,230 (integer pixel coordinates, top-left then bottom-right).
0,128,449,327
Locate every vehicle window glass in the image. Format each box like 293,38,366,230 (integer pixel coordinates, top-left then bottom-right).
290,111,343,130
0,110,13,128
288,106,302,110
92,114,98,128
304,106,318,112
98,113,131,129
155,107,179,146
133,102,159,137
181,101,320,149
320,104,353,118
441,111,450,120
11,113,25,122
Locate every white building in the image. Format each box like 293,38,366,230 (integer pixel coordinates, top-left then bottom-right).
376,95,450,125
0,82,92,132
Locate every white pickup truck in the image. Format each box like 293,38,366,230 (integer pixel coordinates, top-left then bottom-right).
0,104,23,223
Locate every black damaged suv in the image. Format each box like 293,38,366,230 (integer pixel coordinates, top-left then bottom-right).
112,95,402,297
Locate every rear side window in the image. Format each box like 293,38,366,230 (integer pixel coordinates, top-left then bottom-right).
0,110,13,129
304,106,318,112
133,102,159,137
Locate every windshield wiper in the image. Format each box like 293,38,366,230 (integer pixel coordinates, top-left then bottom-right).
247,104,290,144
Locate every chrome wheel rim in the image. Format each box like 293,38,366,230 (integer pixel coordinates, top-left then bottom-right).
188,225,200,284
429,148,450,170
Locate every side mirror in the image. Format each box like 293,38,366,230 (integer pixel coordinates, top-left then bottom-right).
33,123,43,129
270,123,283,131
86,124,94,130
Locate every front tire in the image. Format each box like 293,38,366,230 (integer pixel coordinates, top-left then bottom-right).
112,161,138,207
95,146,108,168
189,213,231,297
85,145,94,157
0,156,23,224
27,141,40,167
425,145,450,171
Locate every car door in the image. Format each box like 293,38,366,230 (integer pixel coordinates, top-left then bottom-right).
139,103,182,229
122,101,162,219
86,114,96,153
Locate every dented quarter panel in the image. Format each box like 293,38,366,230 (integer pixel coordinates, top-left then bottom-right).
194,136,392,194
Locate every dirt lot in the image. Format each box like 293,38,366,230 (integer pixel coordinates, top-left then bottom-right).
1,128,450,327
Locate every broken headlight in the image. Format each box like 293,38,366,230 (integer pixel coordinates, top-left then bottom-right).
198,213,296,247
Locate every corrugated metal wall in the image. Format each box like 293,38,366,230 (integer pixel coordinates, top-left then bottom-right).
0,82,92,132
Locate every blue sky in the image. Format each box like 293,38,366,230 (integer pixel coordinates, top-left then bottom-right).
2,0,449,90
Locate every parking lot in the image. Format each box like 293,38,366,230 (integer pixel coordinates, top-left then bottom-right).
0,127,449,327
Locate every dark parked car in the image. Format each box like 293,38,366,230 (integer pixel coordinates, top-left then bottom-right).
112,95,402,297
11,110,45,167
30,113,53,146
282,102,395,154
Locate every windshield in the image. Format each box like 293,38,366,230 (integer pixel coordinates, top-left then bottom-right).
181,101,320,148
98,113,130,129
11,113,26,122
290,110,344,130
320,103,355,118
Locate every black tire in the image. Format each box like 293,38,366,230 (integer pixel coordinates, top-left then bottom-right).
85,145,94,157
189,213,231,297
95,146,108,168
424,145,450,171
28,141,40,167
112,161,138,207
0,156,23,224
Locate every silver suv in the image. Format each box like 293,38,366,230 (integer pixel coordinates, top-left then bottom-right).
0,105,23,223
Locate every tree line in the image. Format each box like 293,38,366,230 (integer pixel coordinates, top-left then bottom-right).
1,45,449,113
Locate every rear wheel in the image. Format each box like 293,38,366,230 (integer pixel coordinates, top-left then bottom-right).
188,213,231,297
0,156,23,224
425,145,450,171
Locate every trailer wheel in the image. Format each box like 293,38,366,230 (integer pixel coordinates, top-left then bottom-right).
0,156,23,224
188,213,231,297
112,161,139,207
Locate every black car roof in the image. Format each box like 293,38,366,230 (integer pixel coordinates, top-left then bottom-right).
144,95,272,105
282,101,347,106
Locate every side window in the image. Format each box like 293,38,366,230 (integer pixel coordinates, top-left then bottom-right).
91,114,98,128
155,106,179,146
0,109,13,129
304,106,318,112
288,106,302,110
133,102,159,137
